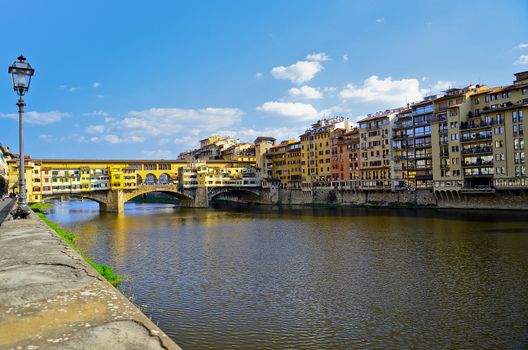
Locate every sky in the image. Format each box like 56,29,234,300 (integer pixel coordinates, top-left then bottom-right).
0,0,527,159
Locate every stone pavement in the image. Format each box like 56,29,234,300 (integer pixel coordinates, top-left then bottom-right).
0,198,15,225
0,213,182,350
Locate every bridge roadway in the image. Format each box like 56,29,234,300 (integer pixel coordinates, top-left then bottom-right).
0,212,181,349
42,184,264,213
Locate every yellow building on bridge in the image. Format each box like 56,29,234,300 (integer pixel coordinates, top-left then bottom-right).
7,158,257,204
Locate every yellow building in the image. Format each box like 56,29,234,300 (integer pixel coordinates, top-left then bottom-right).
300,117,352,189
254,137,276,182
8,158,257,203
269,140,301,188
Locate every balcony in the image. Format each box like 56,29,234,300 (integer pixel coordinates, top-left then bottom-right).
462,146,493,155
414,142,432,149
392,134,409,140
461,134,492,143
462,160,493,168
431,115,447,123
460,121,493,130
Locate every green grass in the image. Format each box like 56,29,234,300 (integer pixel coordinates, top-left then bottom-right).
32,205,122,286
29,202,53,213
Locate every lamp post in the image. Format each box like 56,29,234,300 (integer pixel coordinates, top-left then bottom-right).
8,55,35,219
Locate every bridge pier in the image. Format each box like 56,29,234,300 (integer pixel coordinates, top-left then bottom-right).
100,190,125,214
180,187,208,208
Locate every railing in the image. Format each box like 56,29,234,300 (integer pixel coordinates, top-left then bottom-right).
463,161,493,167
460,121,494,130
462,147,493,155
494,177,528,189
461,134,492,142
431,115,447,123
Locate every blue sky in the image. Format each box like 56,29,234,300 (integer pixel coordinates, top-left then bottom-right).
0,0,527,159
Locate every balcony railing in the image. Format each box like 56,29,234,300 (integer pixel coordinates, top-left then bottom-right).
462,146,493,155
463,160,493,167
461,134,492,142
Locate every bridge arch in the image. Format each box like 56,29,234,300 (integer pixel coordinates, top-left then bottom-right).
208,187,261,201
122,185,194,204
42,193,108,206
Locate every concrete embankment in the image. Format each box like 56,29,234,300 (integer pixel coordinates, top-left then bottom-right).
0,213,181,350
255,188,528,210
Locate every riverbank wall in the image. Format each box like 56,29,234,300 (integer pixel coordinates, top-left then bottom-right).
0,213,181,350
256,188,528,210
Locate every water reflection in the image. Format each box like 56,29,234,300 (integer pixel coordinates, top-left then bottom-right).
47,201,528,349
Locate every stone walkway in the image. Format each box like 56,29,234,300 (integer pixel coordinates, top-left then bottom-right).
0,213,181,350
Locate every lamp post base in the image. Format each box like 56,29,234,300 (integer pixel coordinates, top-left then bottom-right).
11,204,31,219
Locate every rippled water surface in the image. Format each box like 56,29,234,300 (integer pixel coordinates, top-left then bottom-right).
47,201,528,349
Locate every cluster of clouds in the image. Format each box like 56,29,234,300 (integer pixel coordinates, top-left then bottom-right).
256,52,458,122
4,43,527,158
515,43,528,65
0,110,70,125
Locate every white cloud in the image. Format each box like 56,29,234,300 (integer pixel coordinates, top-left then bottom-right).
39,134,56,142
320,104,353,118
288,85,323,99
255,72,263,79
90,134,145,144
159,138,170,145
58,85,67,90
92,82,102,88
82,110,109,117
340,75,425,105
517,43,528,49
514,55,528,65
85,125,106,134
342,54,349,62
174,136,200,146
68,87,79,92
432,80,456,92
375,17,385,23
217,127,304,143
306,52,330,62
96,94,105,99
271,60,323,84
257,101,318,121
117,107,243,136
0,110,69,125
104,117,115,122
141,149,173,159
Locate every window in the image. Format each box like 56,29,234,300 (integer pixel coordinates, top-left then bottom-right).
522,88,527,95
495,140,504,148
494,127,504,135
495,153,504,161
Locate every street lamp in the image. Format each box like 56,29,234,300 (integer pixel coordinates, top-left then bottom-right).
8,55,35,219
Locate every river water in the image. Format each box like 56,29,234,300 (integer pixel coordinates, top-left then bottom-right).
46,201,528,349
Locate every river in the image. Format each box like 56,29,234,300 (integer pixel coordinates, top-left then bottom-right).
46,201,528,349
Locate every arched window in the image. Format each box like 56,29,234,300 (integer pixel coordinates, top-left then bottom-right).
159,173,169,184
145,174,157,185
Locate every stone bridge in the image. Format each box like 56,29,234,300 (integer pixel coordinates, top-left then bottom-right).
42,184,264,213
